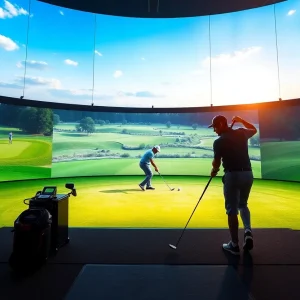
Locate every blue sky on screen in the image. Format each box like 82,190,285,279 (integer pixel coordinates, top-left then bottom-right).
0,0,299,107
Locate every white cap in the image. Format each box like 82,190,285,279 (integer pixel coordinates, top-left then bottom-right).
154,145,160,152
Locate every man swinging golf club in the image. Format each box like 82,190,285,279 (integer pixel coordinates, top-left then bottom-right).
209,115,257,255
139,145,160,191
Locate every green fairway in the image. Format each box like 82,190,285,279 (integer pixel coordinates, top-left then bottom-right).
0,176,299,229
0,126,53,181
261,141,300,181
52,123,261,178
51,158,261,178
0,166,51,181
55,123,215,136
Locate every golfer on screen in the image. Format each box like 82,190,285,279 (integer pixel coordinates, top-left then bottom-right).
208,115,257,255
9,132,12,144
139,145,160,191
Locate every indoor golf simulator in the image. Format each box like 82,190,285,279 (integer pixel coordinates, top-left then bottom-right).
1,99,300,281
1,0,300,297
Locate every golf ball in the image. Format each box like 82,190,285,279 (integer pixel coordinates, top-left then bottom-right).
178,187,181,191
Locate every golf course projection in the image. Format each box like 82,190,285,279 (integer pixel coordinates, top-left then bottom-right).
0,98,300,229
51,108,261,178
0,102,53,181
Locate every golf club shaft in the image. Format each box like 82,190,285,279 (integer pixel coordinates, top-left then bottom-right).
174,176,213,247
170,120,234,248
158,172,173,191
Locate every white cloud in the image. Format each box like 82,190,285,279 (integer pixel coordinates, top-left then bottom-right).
287,10,296,16
141,57,145,61
0,81,23,89
191,69,205,76
161,81,172,86
118,90,164,98
17,60,48,70
0,34,19,51
49,88,115,103
0,75,61,92
202,46,261,67
59,10,64,16
64,59,78,66
95,50,102,56
113,70,123,78
0,0,28,19
15,76,61,89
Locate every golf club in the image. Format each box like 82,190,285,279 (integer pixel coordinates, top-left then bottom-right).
168,176,212,250
168,120,236,249
158,172,175,191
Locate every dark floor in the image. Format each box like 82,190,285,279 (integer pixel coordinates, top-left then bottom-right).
0,227,300,300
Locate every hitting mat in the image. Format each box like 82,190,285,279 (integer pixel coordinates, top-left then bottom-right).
1,228,300,265
64,264,253,300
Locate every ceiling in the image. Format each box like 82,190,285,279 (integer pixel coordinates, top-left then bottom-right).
38,0,284,18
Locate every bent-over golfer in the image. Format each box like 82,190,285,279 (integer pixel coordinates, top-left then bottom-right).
208,115,257,255
139,145,160,191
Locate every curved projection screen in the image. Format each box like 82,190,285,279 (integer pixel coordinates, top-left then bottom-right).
0,0,299,107
1,99,300,183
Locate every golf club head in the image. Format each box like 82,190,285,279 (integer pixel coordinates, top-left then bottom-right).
169,244,177,250
171,188,175,191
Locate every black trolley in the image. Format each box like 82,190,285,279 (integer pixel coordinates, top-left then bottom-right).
9,208,52,272
28,186,71,253
9,184,77,272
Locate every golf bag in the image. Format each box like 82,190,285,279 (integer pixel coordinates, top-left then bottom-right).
9,208,52,272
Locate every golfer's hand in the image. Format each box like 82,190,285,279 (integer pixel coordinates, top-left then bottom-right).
232,116,243,124
210,168,219,177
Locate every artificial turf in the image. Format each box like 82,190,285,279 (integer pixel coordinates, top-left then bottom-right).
0,176,299,230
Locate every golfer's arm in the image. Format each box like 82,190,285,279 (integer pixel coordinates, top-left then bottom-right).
241,119,257,134
212,158,221,171
150,159,157,169
212,141,221,172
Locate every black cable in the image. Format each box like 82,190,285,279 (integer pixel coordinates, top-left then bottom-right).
208,15,213,107
92,14,97,106
22,0,32,98
273,4,281,100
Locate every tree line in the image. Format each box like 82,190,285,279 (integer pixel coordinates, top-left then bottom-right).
53,109,258,127
0,103,53,135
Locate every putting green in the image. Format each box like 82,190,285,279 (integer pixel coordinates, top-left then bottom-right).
0,176,299,229
0,134,53,181
0,141,31,158
0,138,52,166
